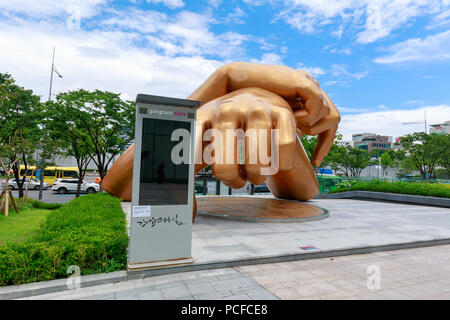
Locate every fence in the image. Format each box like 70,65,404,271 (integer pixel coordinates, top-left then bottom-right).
316,175,450,194
195,173,450,196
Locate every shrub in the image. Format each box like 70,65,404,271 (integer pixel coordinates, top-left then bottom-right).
3,197,61,211
330,180,450,198
29,199,62,210
0,193,128,286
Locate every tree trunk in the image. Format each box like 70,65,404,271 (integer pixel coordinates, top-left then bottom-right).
12,166,24,198
76,178,82,197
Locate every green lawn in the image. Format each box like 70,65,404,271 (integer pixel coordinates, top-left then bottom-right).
0,193,128,286
0,208,51,245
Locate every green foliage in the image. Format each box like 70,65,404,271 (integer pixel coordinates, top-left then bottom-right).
398,132,450,179
300,132,344,170
326,143,372,177
0,208,51,244
2,197,62,212
335,179,359,190
0,73,43,197
0,193,128,286
330,180,450,198
54,89,135,180
29,199,62,210
380,152,393,169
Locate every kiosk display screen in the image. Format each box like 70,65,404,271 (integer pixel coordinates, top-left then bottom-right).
139,118,190,206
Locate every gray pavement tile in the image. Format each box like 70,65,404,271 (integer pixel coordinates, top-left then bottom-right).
81,293,116,300
194,290,232,300
186,282,215,295
247,290,278,300
139,290,164,300
116,290,140,300
233,277,260,289
162,284,191,299
224,294,252,300
211,279,241,292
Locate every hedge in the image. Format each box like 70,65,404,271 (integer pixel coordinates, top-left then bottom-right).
330,180,450,198
0,193,128,286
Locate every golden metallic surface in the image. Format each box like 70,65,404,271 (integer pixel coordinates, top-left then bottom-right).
197,197,327,221
101,62,341,221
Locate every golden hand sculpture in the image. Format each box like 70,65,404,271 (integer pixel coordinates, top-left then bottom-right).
101,62,340,220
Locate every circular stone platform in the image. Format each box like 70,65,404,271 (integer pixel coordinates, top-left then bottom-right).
197,196,329,223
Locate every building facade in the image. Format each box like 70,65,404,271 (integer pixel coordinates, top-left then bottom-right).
430,121,450,135
352,133,393,152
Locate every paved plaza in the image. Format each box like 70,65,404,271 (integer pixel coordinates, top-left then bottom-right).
124,197,450,265
5,197,450,300
21,244,450,300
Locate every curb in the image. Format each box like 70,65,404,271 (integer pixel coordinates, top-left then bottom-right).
316,191,450,208
2,238,450,300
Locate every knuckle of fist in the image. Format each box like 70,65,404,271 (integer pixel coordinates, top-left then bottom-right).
216,103,236,120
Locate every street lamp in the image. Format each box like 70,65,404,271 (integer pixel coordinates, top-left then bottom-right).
402,110,427,133
38,46,64,200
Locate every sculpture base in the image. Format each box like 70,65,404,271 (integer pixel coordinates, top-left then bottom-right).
197,196,328,223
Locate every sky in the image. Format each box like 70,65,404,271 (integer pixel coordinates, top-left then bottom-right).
0,0,450,141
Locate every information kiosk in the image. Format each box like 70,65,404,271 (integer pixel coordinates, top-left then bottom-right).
128,94,199,269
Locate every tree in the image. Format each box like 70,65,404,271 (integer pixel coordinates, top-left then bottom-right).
398,132,449,179
379,152,393,177
55,90,135,182
0,73,42,198
436,135,450,179
300,132,344,173
46,100,92,197
385,149,407,178
327,143,372,178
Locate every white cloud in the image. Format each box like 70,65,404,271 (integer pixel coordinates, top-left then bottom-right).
0,18,223,101
296,62,326,77
0,0,107,18
146,0,185,9
337,106,369,113
101,9,261,59
0,4,278,103
330,47,352,55
250,53,283,65
208,0,224,9
330,64,368,80
338,105,450,141
277,0,450,44
321,64,368,87
223,7,246,24
374,30,450,64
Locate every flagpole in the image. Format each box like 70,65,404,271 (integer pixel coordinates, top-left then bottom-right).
48,45,55,101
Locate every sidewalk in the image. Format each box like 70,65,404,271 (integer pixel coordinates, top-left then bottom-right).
123,197,450,267
3,197,449,299
21,244,450,300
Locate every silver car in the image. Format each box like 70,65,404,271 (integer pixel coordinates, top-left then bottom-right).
51,179,100,194
2,178,49,190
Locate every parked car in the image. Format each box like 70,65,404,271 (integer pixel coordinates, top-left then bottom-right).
51,179,100,194
2,178,49,190
246,183,271,193
195,182,205,194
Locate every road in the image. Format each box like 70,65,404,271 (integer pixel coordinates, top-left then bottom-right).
8,189,84,203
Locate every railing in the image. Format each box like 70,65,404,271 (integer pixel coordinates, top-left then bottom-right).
195,173,450,196
316,175,450,194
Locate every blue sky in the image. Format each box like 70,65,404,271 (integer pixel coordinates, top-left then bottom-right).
0,0,449,140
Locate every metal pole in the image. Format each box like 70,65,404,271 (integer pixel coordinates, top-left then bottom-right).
48,46,55,101
39,46,55,200
424,110,427,134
